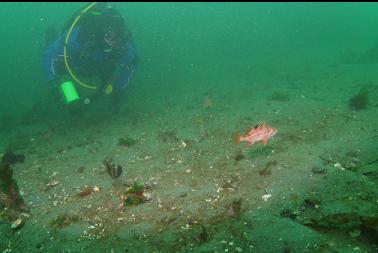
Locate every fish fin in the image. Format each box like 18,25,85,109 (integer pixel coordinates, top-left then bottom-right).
261,139,268,145
256,121,264,128
245,128,253,134
233,132,241,144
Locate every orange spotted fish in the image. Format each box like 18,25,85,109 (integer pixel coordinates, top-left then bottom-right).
234,122,277,146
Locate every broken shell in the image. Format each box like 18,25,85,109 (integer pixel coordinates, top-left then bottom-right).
181,141,187,148
46,180,59,188
143,192,152,201
261,194,272,202
93,186,100,192
11,218,23,229
334,163,345,171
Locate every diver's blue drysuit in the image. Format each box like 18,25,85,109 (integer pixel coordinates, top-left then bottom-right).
42,25,137,94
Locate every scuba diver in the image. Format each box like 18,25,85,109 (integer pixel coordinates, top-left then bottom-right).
42,2,137,109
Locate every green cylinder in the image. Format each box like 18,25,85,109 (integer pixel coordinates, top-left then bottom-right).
60,81,79,104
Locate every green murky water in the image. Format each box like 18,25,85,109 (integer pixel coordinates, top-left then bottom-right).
1,2,377,253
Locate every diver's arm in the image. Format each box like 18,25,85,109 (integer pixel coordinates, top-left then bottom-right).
113,41,138,93
42,37,64,84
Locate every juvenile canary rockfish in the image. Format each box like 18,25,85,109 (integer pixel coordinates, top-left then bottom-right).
234,122,277,146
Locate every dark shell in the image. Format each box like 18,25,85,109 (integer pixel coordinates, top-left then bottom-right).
104,159,122,178
110,165,123,178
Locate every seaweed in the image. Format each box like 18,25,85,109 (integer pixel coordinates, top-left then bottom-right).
123,181,146,206
349,87,369,110
126,181,145,195
124,194,145,206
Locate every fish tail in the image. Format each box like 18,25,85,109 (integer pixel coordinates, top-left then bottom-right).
233,132,241,144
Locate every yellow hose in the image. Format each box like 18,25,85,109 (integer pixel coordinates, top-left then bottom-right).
63,2,98,90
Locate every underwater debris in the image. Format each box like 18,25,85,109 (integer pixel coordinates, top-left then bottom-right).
49,213,79,229
78,186,100,197
44,180,59,191
103,158,123,178
349,87,369,110
319,150,360,171
1,151,25,165
78,187,93,197
117,137,137,147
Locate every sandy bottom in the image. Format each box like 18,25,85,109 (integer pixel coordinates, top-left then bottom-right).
1,59,378,252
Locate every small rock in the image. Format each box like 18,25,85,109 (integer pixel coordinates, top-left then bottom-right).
311,166,327,174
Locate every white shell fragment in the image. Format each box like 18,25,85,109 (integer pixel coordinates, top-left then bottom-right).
11,218,23,229
143,192,152,201
93,186,100,192
334,163,345,171
262,194,272,202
